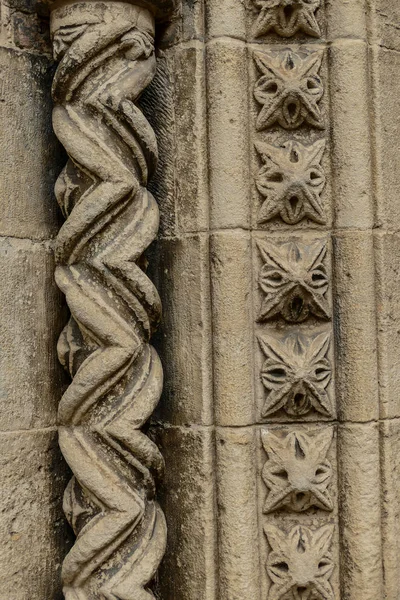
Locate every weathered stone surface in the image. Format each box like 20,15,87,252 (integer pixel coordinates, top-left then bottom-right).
216,427,261,600
380,419,400,599
373,0,400,52
207,39,250,229
49,1,175,597
0,430,72,599
337,423,383,600
150,235,212,426
2,0,400,597
152,425,216,600
206,0,246,40
0,47,63,240
211,231,254,426
375,232,400,419
333,231,379,422
372,46,400,230
329,40,373,229
326,0,368,41
0,237,67,431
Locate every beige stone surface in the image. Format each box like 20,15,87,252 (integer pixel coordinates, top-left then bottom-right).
211,231,254,426
207,39,250,229
333,231,379,422
150,235,212,426
372,45,400,229
216,427,261,600
373,0,400,51
3,0,400,596
380,419,400,599
152,425,216,600
0,237,67,431
375,232,400,419
0,430,72,599
337,423,383,600
329,40,374,230
0,47,63,240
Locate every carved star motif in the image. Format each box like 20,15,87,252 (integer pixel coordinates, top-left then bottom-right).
261,428,334,513
253,0,321,39
254,49,324,131
255,139,326,225
257,238,330,323
258,331,333,418
265,523,335,600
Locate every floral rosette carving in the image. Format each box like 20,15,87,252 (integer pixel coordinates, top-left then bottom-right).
265,524,335,599
254,49,324,131
255,139,326,225
257,238,330,323
261,428,334,513
258,331,333,418
252,0,321,39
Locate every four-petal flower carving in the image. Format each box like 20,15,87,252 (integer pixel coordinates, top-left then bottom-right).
258,331,333,418
255,139,326,225
254,49,324,131
257,238,330,322
261,428,333,513
265,523,335,600
253,0,321,39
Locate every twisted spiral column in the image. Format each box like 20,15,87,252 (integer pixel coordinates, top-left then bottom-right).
50,2,172,597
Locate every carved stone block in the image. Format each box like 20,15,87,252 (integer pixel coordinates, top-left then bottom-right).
255,139,326,225
50,1,174,597
258,331,333,418
257,237,330,323
261,427,334,513
254,49,324,131
252,0,321,39
265,523,335,600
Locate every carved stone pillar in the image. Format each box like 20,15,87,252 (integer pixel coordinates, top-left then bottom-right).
4,0,400,597
48,0,174,597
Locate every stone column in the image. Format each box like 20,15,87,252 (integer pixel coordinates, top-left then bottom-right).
47,0,175,598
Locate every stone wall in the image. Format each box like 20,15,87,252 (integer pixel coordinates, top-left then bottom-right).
0,2,72,598
2,0,400,598
149,0,400,599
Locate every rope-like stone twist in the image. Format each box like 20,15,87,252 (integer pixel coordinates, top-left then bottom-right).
51,3,165,598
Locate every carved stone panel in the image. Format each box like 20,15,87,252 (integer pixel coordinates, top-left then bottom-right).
261,427,334,513
258,331,333,418
254,49,325,131
255,139,326,225
265,523,335,600
252,0,321,39
257,237,330,322
49,1,173,597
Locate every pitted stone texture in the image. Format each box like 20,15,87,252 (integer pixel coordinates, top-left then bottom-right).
337,424,384,600
0,48,63,240
152,425,216,600
380,419,400,600
373,0,400,51
150,235,212,426
216,427,261,600
329,40,374,229
0,430,72,599
373,47,400,230
333,232,379,422
211,231,254,426
208,40,250,229
375,232,400,419
0,237,67,431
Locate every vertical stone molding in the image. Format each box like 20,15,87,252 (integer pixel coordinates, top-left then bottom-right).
49,0,174,597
